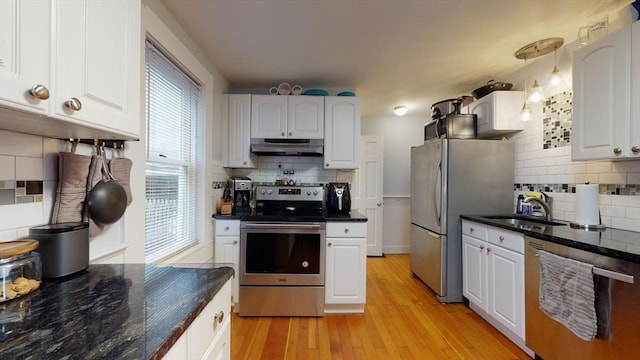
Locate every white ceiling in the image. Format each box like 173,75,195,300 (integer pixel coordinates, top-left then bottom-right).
160,0,631,119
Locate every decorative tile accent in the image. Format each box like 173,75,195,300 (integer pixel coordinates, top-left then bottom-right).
12,180,44,204
514,183,640,195
543,91,573,149
212,181,227,189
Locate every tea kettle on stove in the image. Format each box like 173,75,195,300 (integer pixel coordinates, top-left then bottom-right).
326,183,351,214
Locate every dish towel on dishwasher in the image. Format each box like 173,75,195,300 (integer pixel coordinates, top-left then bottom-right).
538,250,597,341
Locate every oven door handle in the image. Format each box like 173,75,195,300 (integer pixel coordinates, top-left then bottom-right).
242,223,323,230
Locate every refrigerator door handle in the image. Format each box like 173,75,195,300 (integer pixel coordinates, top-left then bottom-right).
432,159,442,226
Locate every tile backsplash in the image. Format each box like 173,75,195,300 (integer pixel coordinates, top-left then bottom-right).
231,156,354,185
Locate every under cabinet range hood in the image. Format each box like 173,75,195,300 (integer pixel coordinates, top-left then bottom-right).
250,138,324,156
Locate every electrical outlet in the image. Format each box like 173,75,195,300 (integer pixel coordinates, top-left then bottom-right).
283,169,289,175
289,169,294,175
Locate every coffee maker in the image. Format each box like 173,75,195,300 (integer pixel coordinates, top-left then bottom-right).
230,176,252,214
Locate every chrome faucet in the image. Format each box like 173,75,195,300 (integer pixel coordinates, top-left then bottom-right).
523,192,553,222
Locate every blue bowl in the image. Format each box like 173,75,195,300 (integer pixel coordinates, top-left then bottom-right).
337,91,355,96
303,89,329,96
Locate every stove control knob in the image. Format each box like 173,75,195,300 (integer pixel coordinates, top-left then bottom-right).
260,189,266,195
313,190,318,196
267,189,273,195
306,190,312,195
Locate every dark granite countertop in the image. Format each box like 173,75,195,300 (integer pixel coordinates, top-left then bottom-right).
461,215,640,264
0,263,234,359
212,210,368,222
324,210,368,222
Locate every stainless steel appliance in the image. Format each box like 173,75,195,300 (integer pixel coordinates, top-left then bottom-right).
426,98,477,140
326,182,351,214
230,176,252,214
239,185,325,316
410,138,514,302
525,236,640,359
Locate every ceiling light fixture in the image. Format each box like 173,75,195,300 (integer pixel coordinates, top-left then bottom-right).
515,37,564,120
393,105,408,116
549,46,562,86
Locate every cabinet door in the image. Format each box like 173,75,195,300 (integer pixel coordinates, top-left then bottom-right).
228,94,257,168
53,0,141,137
487,244,525,340
324,96,360,169
214,236,239,308
462,235,487,310
572,25,631,160
325,237,366,304
202,318,231,360
187,281,231,359
0,0,50,114
251,94,287,138
630,22,640,158
288,96,324,138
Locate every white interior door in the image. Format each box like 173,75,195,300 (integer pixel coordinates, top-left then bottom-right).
353,136,384,256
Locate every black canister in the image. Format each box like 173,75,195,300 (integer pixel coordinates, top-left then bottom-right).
29,222,89,279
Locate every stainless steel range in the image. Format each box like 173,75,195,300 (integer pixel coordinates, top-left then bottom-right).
239,185,326,317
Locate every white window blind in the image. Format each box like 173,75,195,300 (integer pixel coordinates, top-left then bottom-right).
144,40,202,263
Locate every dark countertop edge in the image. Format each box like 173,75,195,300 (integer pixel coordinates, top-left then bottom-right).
460,215,640,264
151,266,234,360
212,212,368,222
325,210,368,222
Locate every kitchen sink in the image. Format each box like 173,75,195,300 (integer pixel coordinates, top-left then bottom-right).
480,215,567,227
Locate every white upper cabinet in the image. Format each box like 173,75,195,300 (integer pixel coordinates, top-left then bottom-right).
466,91,524,138
227,94,257,168
0,0,141,140
324,96,360,169
572,23,636,160
0,0,51,114
251,95,324,139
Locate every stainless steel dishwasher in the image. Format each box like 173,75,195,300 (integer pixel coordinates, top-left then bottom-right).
525,236,640,359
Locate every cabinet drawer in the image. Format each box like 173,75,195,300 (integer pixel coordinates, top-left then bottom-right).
214,219,240,236
462,221,488,241
488,227,524,254
327,222,366,238
187,281,231,359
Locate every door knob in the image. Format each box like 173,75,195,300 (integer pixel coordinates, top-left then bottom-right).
64,97,82,111
29,84,50,100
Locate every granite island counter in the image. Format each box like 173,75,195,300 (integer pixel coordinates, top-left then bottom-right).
0,263,234,359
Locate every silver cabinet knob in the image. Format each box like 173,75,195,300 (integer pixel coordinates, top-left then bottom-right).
325,163,330,167
613,147,622,155
479,245,484,250
499,236,504,242
29,84,49,100
243,161,247,165
64,97,82,111
487,248,492,253
214,310,224,325
344,228,349,233
232,240,238,245
281,132,285,136
288,132,292,136
377,202,382,207
328,242,332,247
470,227,474,233
632,146,640,154
224,226,230,231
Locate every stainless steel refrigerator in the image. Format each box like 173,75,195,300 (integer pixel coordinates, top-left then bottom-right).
410,138,514,303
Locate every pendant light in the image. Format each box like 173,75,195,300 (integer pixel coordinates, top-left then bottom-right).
549,46,562,86
521,58,531,121
514,38,564,120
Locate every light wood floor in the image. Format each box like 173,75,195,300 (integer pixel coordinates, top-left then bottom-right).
231,254,530,359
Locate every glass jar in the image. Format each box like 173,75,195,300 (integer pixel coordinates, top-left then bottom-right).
0,240,42,302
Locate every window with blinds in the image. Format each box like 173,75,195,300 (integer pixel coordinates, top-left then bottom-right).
144,40,202,263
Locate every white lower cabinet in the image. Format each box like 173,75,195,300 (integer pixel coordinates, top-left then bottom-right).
462,220,532,357
163,280,231,360
325,222,367,312
214,219,240,311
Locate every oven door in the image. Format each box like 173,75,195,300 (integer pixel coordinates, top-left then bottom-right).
240,222,325,286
